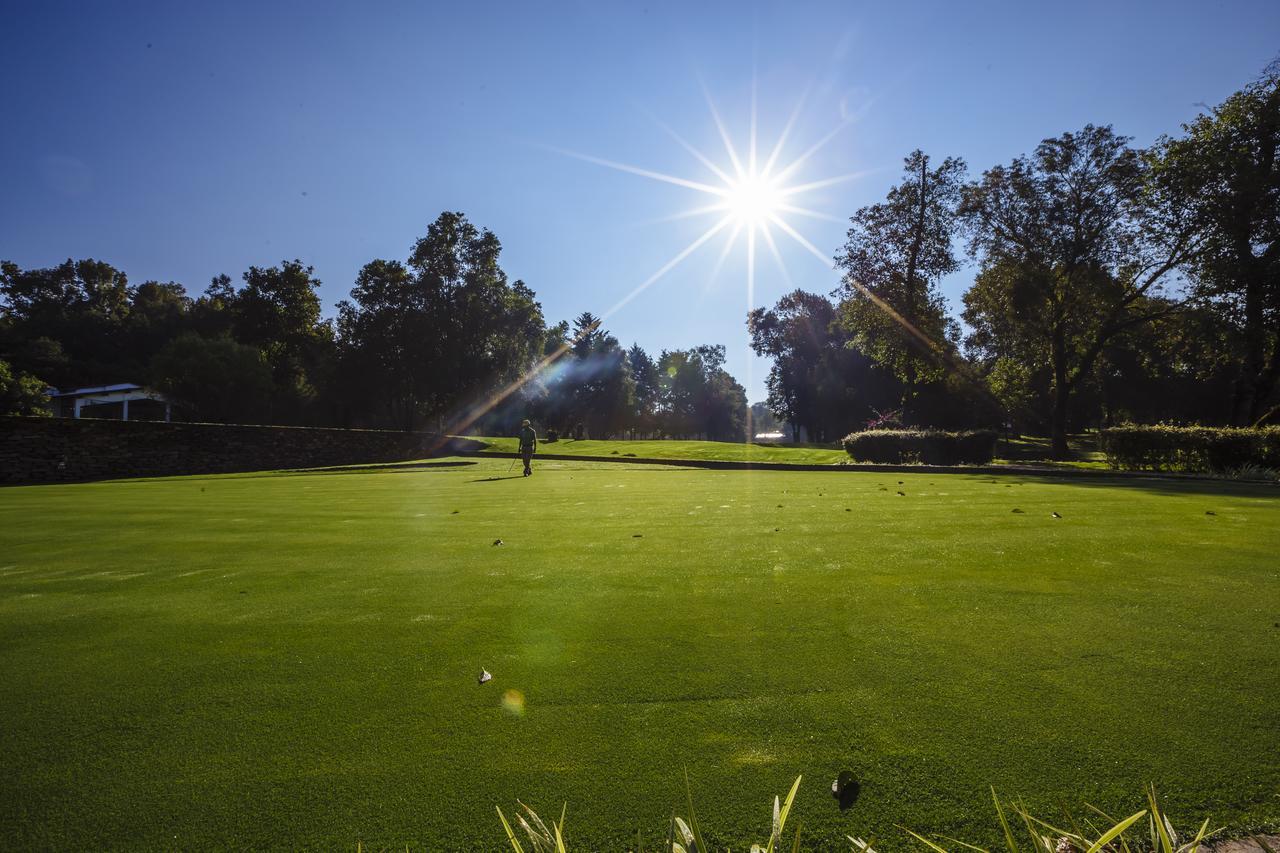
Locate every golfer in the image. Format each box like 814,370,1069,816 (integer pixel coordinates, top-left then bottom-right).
518,419,538,477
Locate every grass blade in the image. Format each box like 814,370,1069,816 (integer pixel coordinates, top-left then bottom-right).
1084,810,1147,853
992,788,1020,853
497,806,527,853
683,767,709,853
768,775,803,853
901,825,952,852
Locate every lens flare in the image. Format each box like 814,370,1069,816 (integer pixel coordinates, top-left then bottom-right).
501,689,525,716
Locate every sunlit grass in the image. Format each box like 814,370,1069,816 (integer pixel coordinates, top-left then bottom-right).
1,458,1277,848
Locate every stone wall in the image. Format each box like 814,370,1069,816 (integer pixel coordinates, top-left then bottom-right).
0,417,482,485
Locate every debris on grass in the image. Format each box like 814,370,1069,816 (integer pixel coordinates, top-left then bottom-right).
1051,511,1062,518
1012,508,1024,513
492,539,504,546
478,669,492,684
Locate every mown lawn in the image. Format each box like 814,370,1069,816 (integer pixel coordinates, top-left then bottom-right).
476,436,849,464
1,458,1277,850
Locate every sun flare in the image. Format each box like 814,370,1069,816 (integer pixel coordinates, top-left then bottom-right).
723,172,784,225
557,83,865,320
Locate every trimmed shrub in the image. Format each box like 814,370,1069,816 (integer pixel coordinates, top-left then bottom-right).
1100,424,1280,472
841,428,997,465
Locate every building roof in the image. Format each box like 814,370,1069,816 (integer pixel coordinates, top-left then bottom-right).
49,383,144,398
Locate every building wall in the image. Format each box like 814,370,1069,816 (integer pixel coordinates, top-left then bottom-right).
0,417,481,485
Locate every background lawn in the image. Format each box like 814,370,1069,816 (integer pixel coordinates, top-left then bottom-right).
1,458,1277,850
475,436,849,465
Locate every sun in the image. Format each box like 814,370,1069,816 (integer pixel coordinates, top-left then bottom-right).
555,81,864,318
723,172,784,226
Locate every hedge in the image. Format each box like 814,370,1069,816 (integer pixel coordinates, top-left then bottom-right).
1100,424,1280,472
841,428,997,465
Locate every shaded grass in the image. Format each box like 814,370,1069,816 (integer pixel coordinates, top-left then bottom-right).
1,458,1277,850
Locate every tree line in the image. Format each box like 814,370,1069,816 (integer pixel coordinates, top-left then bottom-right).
0,211,747,440
752,64,1278,456
3,65,1276,454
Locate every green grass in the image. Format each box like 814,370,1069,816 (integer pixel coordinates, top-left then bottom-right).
1,458,1277,850
475,436,849,465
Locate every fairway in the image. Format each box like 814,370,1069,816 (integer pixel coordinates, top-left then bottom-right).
1,459,1277,850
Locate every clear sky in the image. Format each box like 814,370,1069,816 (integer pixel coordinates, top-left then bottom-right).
3,0,1277,402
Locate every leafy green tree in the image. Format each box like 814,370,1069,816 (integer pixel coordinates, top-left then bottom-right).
749,290,894,442
337,212,549,429
961,125,1202,457
656,345,747,441
0,259,135,384
233,260,333,420
1151,63,1280,424
128,281,193,376
627,343,660,436
0,358,52,416
149,333,273,424
835,150,965,416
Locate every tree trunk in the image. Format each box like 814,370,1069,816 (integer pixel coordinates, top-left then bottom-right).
1050,327,1070,460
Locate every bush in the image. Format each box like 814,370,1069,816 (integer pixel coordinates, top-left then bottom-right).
841,429,997,465
1100,425,1280,472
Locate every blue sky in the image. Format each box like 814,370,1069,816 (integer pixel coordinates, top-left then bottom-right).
3,0,1277,402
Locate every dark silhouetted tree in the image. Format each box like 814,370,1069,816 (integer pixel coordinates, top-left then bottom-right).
835,151,965,418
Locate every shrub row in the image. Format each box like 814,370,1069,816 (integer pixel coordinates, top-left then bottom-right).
841,428,997,465
1100,424,1280,472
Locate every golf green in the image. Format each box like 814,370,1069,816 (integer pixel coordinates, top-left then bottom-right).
1,458,1277,850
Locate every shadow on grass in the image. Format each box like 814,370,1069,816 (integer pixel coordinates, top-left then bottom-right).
299,459,478,475
983,471,1277,499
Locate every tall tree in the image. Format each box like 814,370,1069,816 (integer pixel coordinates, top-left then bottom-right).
337,212,549,429
749,290,892,442
960,125,1202,456
627,343,660,436
655,345,747,441
835,150,966,418
1152,63,1280,424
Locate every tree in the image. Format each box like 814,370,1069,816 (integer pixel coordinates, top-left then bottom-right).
835,150,966,417
149,333,273,423
628,344,660,436
655,345,747,441
233,260,333,420
337,212,549,429
0,258,135,384
749,401,782,435
960,125,1203,457
534,313,635,438
748,290,892,442
1152,63,1280,424
0,358,51,416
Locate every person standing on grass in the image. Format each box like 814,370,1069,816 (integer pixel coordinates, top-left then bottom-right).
518,419,538,477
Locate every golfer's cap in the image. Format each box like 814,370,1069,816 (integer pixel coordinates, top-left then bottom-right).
522,419,531,426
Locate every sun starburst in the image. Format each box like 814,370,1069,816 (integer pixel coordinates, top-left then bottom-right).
557,82,866,319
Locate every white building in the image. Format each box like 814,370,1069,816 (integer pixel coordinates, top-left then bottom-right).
48,384,172,421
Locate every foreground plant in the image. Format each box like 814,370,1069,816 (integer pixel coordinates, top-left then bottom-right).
903,785,1219,853
496,772,802,853
497,779,1240,853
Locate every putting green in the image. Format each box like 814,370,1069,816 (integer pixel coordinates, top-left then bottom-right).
1,458,1277,850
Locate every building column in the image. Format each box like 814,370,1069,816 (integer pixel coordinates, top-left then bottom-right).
74,399,83,419
122,399,130,421
165,402,171,422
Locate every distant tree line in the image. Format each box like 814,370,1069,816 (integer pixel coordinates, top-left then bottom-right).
0,211,746,439
3,66,1275,454
751,63,1279,456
